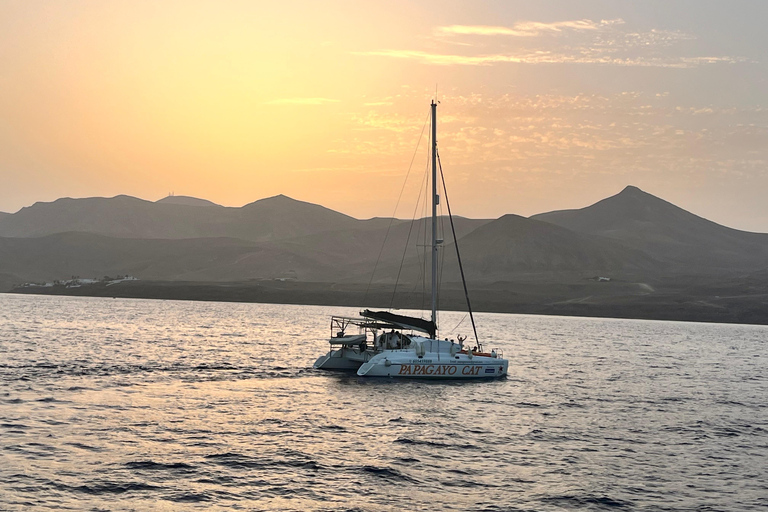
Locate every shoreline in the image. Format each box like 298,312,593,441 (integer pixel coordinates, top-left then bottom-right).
8,278,768,326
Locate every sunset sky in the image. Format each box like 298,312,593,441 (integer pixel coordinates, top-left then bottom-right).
2,1,768,230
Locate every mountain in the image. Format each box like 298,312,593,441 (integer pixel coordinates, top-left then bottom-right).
4,187,768,294
235,195,360,241
0,195,213,239
155,195,221,207
0,218,493,291
531,186,768,270
0,232,344,285
6,188,768,325
0,191,493,289
0,194,361,242
454,214,662,280
270,215,491,282
375,213,663,286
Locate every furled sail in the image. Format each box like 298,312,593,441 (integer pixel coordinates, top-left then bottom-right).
360,309,436,338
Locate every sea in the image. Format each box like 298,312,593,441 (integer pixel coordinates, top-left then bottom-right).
0,294,766,511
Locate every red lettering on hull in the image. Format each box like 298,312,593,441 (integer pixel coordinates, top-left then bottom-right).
461,365,481,376
397,364,474,376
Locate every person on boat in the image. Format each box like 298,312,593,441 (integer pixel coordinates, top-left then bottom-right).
387,329,400,349
376,332,388,351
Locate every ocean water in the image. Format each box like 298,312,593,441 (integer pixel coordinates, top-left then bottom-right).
0,294,766,512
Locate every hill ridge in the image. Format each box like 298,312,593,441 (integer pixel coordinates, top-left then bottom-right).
531,185,768,269
2,186,768,292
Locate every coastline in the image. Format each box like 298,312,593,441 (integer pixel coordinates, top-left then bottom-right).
8,277,768,326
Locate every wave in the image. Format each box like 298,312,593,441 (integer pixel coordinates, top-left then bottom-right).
394,436,480,450
0,362,310,383
204,452,323,472
358,465,420,483
124,460,195,471
1,422,29,429
54,480,162,495
542,493,634,509
63,442,103,452
166,491,213,502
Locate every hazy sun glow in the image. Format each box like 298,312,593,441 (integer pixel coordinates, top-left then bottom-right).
2,0,767,230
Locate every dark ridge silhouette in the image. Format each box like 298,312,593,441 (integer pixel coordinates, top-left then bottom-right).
155,195,221,207
0,194,362,241
531,186,768,270
0,232,344,284
454,214,664,278
4,186,768,321
236,194,360,241
372,213,664,286
0,215,491,289
5,187,768,324
269,215,490,283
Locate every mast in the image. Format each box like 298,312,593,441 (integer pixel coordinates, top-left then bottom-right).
431,100,438,332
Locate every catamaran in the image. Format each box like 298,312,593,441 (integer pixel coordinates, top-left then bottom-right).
313,100,508,379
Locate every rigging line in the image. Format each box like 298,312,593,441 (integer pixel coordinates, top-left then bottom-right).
390,145,431,309
448,314,468,334
409,218,427,296
421,149,430,311
424,156,432,311
437,195,446,330
407,137,431,300
410,135,430,310
437,149,481,351
408,213,424,292
364,110,431,305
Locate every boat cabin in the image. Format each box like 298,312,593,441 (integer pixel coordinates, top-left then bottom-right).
327,312,426,355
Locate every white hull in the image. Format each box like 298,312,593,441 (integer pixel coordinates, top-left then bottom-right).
357,337,507,379
313,347,371,371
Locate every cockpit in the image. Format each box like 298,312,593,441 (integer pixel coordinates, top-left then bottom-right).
375,330,411,350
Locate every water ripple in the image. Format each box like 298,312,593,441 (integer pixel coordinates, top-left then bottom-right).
1,295,766,511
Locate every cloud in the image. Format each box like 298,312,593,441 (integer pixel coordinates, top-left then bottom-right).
599,28,694,49
336,91,768,178
357,17,746,69
350,111,423,132
355,49,743,68
436,19,620,38
355,50,525,66
264,98,340,105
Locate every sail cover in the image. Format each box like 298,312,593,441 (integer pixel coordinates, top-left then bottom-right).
360,309,436,338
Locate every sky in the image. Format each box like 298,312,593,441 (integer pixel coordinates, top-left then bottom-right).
2,0,768,231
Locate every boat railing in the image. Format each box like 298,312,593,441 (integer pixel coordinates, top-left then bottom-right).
458,347,504,358
329,315,422,352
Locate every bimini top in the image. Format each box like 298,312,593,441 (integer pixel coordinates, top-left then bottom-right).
360,309,436,338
